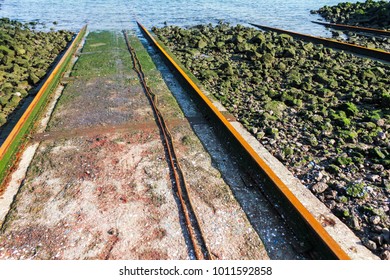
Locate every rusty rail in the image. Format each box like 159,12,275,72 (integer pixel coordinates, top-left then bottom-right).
138,21,351,260
123,30,213,260
0,25,87,186
312,21,390,37
250,23,390,62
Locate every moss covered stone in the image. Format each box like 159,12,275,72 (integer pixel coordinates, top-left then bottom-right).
346,181,367,198
0,18,74,128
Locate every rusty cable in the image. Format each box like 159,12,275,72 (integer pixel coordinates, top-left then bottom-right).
122,30,213,260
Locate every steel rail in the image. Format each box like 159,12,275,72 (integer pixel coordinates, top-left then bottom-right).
122,31,213,260
312,21,390,37
0,25,87,184
137,21,351,260
250,23,390,62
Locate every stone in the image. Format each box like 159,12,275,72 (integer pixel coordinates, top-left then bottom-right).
251,33,266,44
313,170,324,181
283,47,296,58
366,174,381,182
370,215,381,225
362,237,377,250
373,235,385,246
311,182,328,193
382,228,390,243
381,250,390,260
376,119,385,127
352,215,361,230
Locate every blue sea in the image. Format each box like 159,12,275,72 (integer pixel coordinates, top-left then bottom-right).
0,0,359,35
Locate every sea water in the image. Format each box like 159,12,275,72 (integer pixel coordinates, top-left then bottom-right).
0,0,358,35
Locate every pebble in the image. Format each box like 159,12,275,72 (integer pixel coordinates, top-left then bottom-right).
381,250,390,260
366,174,381,182
373,235,385,246
370,216,381,225
313,171,323,181
372,225,383,233
311,182,328,193
362,237,377,250
377,132,386,140
325,190,337,200
376,119,385,127
325,200,337,209
352,216,361,230
383,228,390,243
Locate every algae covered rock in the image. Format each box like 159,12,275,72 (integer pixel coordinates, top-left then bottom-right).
311,0,390,30
0,18,74,127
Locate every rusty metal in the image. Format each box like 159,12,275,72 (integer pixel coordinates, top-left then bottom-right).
312,21,390,37
250,23,390,62
123,30,213,260
137,21,351,260
0,25,87,169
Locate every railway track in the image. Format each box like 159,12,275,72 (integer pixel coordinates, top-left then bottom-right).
0,25,87,188
123,30,213,260
250,23,390,62
0,23,381,260
137,22,353,260
312,21,390,37
137,21,389,260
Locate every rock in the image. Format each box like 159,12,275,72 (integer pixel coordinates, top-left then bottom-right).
251,33,266,44
381,250,390,260
376,119,385,127
283,47,296,58
371,147,386,159
279,33,293,43
377,131,386,140
339,102,359,117
362,69,376,81
311,182,328,193
313,171,324,181
382,228,390,243
373,234,385,246
303,42,314,52
265,127,279,138
352,215,361,230
366,174,381,182
362,237,377,250
345,181,366,198
336,156,352,167
264,101,286,118
256,132,265,140
370,215,381,225
326,164,341,175
372,164,384,171
283,147,294,157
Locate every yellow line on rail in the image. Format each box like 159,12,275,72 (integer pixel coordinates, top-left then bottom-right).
0,25,87,163
137,21,351,260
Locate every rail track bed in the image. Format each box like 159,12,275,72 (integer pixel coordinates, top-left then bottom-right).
0,25,382,260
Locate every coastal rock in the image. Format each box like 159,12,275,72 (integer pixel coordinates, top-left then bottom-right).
311,182,328,194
